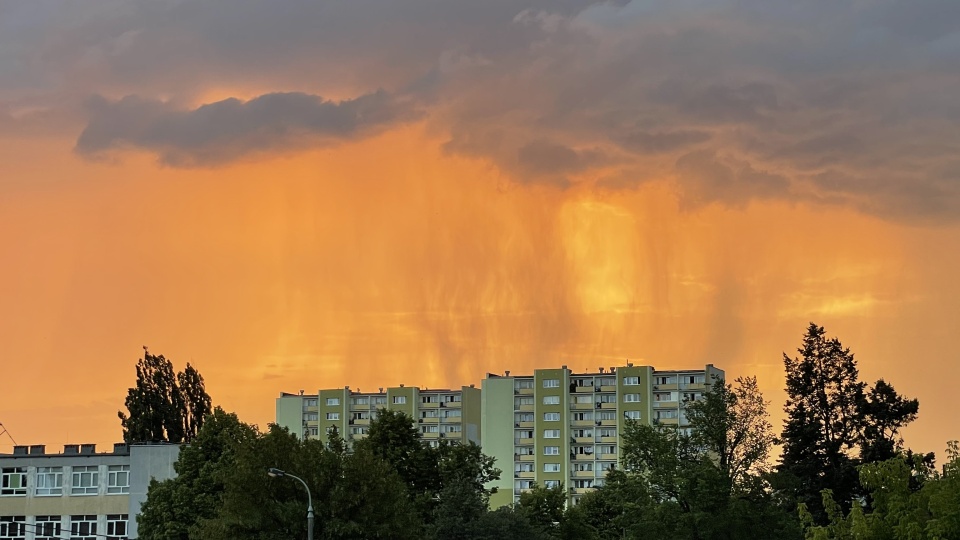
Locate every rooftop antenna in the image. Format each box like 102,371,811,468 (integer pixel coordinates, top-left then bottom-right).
0,422,17,446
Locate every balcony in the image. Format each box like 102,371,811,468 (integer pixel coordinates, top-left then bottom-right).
517,421,534,428
599,452,618,460
516,404,534,412
598,419,617,426
514,438,534,446
443,401,462,408
655,417,679,425
574,436,594,444
420,402,440,409
515,388,534,396
574,386,594,393
653,400,679,409
599,436,618,444
599,385,617,393
419,417,440,424
653,383,678,391
681,383,706,391
569,402,594,411
571,419,595,427
440,416,462,423
572,470,594,478
599,402,618,409
518,454,535,462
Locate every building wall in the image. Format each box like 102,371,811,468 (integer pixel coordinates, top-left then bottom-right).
127,444,180,539
276,394,305,439
461,385,482,445
481,376,515,509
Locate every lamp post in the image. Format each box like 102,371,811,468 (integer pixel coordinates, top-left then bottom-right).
267,467,314,540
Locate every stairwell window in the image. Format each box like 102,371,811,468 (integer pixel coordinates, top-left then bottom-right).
543,463,561,473
393,396,406,404
624,410,641,420
325,397,340,406
543,379,560,388
623,376,639,385
543,396,560,405
543,412,560,421
326,412,340,420
623,393,641,403
544,429,560,438
544,446,560,455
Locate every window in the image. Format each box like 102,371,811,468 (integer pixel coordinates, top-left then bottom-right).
542,396,560,405
623,393,641,403
573,445,594,455
392,396,406,404
655,392,672,401
599,428,617,438
443,409,461,418
304,398,318,408
598,393,617,403
0,517,25,539
624,410,641,420
623,376,639,385
543,412,560,421
307,427,319,437
515,379,534,390
574,479,593,489
575,395,592,404
353,396,369,405
373,396,387,405
599,445,617,455
1,468,26,496
421,395,438,404
303,412,318,421
70,465,100,495
574,462,593,472
350,426,368,435
597,411,616,420
544,446,560,455
443,394,461,403
572,429,592,438
516,446,535,456
325,397,340,406
542,379,559,388
34,516,61,540
69,515,98,540
599,377,615,386
516,480,534,490
544,480,560,488
325,412,340,420
515,397,534,407
517,430,534,439
444,424,462,433
352,411,369,420
106,514,128,540
656,376,672,385
35,467,63,496
107,465,130,495
543,429,560,438
682,392,701,402
543,463,561,473
421,410,438,419
515,463,534,473
572,412,593,421
421,425,439,434
656,410,678,420
516,412,534,423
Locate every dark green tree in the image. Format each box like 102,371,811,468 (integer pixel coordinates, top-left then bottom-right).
137,408,258,540
777,323,866,522
118,348,212,443
517,482,566,537
859,379,919,463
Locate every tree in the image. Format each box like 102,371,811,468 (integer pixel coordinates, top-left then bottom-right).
118,348,212,443
778,323,867,522
138,408,258,540
860,379,919,463
685,376,775,494
517,482,566,537
777,324,924,524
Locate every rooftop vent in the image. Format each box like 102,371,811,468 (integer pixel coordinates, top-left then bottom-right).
12,445,28,456
599,367,604,373
505,370,511,377
29,445,45,455
64,444,80,455
113,443,129,455
80,444,96,455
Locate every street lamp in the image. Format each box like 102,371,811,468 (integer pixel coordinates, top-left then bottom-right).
267,468,314,540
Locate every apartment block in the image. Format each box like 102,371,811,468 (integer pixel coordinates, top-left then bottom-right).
276,384,482,448
0,443,179,540
482,363,724,508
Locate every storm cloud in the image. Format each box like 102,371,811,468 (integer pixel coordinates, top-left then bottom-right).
4,0,960,220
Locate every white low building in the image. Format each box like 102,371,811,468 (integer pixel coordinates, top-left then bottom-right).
0,443,179,540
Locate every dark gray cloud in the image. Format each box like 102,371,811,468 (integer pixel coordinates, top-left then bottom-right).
75,91,417,166
4,0,960,221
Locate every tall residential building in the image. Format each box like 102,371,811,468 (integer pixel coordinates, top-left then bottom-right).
481,363,724,508
0,442,180,540
276,385,482,447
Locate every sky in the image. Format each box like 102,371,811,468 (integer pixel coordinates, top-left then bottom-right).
1,0,959,458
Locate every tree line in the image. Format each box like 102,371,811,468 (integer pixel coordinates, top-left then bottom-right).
123,324,959,539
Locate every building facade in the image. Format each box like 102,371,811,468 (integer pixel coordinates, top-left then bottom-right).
481,363,724,508
0,443,179,540
276,385,482,448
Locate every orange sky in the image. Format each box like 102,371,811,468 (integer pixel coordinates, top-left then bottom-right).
2,1,959,460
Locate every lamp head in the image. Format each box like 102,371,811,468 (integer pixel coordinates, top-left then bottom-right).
267,467,285,478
